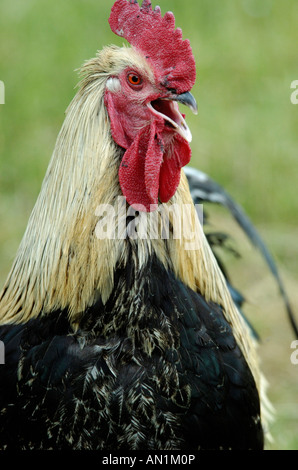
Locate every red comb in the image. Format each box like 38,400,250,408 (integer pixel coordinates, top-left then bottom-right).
109,0,196,94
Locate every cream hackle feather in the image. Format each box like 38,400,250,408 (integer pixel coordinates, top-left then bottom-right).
0,45,273,438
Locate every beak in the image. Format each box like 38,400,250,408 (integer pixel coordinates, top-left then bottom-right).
147,90,197,143
172,91,198,115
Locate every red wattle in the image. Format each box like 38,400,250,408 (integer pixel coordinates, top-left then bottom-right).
159,135,192,203
118,124,163,211
119,127,191,211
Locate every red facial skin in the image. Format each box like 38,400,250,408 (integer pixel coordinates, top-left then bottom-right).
104,67,192,212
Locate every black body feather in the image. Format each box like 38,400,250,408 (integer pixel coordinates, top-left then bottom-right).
0,247,263,450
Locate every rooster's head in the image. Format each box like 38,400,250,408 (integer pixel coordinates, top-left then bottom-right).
104,0,197,211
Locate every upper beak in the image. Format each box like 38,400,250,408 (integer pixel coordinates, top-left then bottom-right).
172,91,198,115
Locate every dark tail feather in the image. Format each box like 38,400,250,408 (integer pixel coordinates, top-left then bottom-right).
184,166,298,339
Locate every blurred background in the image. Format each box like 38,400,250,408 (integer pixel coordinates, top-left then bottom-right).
0,0,297,449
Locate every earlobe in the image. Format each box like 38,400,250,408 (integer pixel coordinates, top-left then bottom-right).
106,77,121,93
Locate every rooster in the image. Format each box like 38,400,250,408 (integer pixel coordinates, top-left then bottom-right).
0,0,272,450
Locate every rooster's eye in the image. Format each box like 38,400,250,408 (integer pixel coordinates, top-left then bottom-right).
127,73,143,88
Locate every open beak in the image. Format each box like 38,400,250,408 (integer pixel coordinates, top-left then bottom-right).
148,91,198,143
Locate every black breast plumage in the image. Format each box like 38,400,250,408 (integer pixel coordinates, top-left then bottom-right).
0,246,263,450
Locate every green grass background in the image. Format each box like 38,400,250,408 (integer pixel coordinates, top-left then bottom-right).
0,0,297,449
